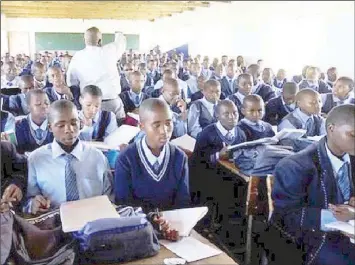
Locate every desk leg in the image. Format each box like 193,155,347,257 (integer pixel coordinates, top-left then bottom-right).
245,215,253,265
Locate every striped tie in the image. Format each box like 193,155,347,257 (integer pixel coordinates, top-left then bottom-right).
153,161,160,172
35,128,43,140
64,154,79,201
337,162,350,201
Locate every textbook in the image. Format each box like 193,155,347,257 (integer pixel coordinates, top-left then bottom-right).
104,125,141,147
170,134,196,153
227,128,306,151
60,195,120,233
161,207,208,237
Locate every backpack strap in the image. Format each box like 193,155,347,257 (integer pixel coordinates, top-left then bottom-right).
96,111,111,141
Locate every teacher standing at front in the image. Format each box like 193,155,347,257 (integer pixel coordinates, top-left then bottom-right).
66,27,126,121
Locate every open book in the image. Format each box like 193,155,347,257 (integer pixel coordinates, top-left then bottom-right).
170,134,196,153
60,195,120,233
325,220,355,236
104,125,141,147
161,207,208,237
227,128,306,151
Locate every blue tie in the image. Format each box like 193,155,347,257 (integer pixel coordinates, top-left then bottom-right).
64,154,79,201
35,128,43,140
305,117,314,135
226,131,234,142
337,162,350,201
153,161,160,172
7,82,13,87
135,95,140,105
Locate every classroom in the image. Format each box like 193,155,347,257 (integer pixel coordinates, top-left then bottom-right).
1,1,354,265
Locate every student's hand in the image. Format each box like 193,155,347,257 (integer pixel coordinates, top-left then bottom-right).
329,204,355,222
349,197,355,207
2,184,23,203
219,146,230,161
30,195,51,215
152,215,180,241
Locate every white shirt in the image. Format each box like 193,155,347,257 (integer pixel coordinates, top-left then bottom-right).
186,76,198,94
29,115,48,131
216,121,235,138
154,79,189,100
1,76,21,89
235,91,246,104
66,33,126,100
325,143,351,179
141,136,166,166
321,94,354,106
201,97,216,118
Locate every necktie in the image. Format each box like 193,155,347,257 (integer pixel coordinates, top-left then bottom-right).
135,95,140,105
229,79,233,91
305,117,313,135
153,161,160,172
226,131,234,142
35,128,43,140
255,122,265,132
64,154,79,201
337,162,350,201
7,82,13,87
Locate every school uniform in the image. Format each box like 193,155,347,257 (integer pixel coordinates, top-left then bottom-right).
273,78,286,90
33,77,48,90
220,76,237,97
119,90,149,114
178,68,190,81
228,92,246,121
209,74,222,81
2,93,29,116
154,79,188,101
190,90,226,104
201,68,212,80
298,80,332,94
15,115,54,154
25,139,113,212
271,137,355,265
252,81,276,103
264,96,296,125
326,79,335,89
238,118,275,141
1,76,21,89
114,136,190,212
321,93,355,114
186,76,198,96
147,70,161,85
44,86,81,110
188,97,218,139
143,74,154,92
1,111,15,132
78,110,118,142
278,108,326,137
292,75,303,84
120,73,131,93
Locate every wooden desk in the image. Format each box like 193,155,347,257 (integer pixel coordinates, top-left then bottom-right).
217,160,249,182
122,231,238,265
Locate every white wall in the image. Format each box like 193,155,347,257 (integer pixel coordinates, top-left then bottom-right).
1,14,9,54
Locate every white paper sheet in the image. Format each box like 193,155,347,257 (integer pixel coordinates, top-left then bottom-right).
170,134,196,153
161,207,208,237
104,125,141,147
82,141,119,151
60,195,120,233
160,236,222,262
325,220,355,236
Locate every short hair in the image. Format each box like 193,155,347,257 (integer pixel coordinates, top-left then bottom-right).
237,73,252,84
327,67,337,74
85,27,101,46
204,79,220,91
216,99,237,115
163,77,178,88
296,88,320,102
130,70,142,78
82,85,103,97
282,82,299,94
163,69,173,76
306,66,319,77
243,94,264,107
197,75,207,82
48,64,62,72
49,100,77,123
26,89,47,105
326,104,355,129
139,98,170,122
336,76,354,90
138,62,146,69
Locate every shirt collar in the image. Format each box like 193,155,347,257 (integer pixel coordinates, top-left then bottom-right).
51,139,84,161
216,121,235,137
235,91,245,103
294,107,312,124
53,88,66,100
281,96,296,108
129,90,142,98
28,114,48,131
201,97,217,110
325,142,350,177
141,136,166,165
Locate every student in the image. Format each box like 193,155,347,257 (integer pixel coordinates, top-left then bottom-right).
178,59,190,81
32,62,48,89
271,104,355,265
220,63,238,97
262,68,274,86
45,65,81,109
247,64,276,103
25,100,113,214
1,61,20,89
278,89,326,136
299,66,331,94
138,62,154,91
114,98,190,212
265,82,299,125
321,76,355,114
120,62,134,93
193,99,246,166
158,78,188,138
190,75,208,103
238,95,275,141
210,64,223,81
201,58,212,80
228,73,253,121
1,110,16,133
236,56,246,73
273,69,287,95
221,55,228,74
185,62,201,96
2,75,34,116
13,89,53,154
120,71,149,114
79,85,118,141
188,80,221,138
153,69,188,101
325,67,338,88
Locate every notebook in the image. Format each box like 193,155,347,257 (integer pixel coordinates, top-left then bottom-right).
170,134,196,153
60,195,120,233
161,207,208,237
104,125,141,147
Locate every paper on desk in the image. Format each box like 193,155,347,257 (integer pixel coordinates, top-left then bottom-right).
170,134,196,153
307,135,324,142
325,220,355,236
83,141,120,151
161,207,208,237
160,236,222,262
104,125,141,147
60,195,120,233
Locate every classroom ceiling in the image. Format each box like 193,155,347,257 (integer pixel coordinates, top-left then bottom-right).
0,1,230,21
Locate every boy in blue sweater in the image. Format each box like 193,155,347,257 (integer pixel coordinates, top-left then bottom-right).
114,98,190,212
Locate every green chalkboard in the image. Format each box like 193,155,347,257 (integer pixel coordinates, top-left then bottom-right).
35,32,139,51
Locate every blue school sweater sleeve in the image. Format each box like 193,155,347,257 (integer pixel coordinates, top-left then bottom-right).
172,112,187,138
114,153,132,205
175,153,190,207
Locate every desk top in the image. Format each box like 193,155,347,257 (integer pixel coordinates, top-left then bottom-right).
122,230,238,265
217,160,249,182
